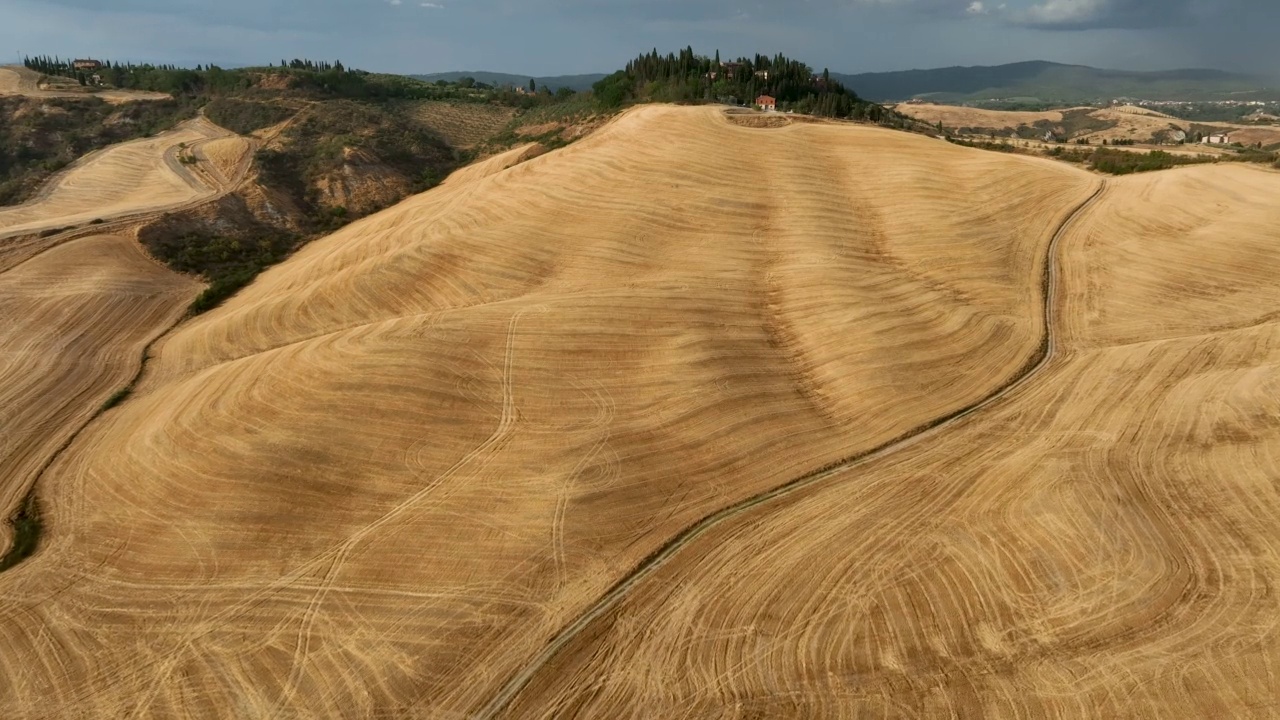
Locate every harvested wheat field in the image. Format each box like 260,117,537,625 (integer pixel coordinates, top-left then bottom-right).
4,104,1279,719
893,102,1072,129
1083,106,1187,142
502,163,1280,718
1111,103,1176,118
0,235,200,557
0,104,1103,717
898,101,1280,147
0,65,169,103
0,118,233,239
1220,125,1280,147
194,135,254,185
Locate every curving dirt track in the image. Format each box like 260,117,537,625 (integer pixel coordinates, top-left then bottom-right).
0,106,1099,717
0,117,247,559
501,163,1280,718
0,117,238,242
0,235,200,555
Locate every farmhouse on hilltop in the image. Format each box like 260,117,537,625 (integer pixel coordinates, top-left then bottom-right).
756,95,777,112
1202,133,1232,145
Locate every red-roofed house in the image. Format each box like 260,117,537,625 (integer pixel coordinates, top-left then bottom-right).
755,95,777,112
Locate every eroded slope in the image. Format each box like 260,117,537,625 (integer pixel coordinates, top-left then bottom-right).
0,106,1094,717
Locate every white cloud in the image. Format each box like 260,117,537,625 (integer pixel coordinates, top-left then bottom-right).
421,2,443,7
966,1,987,14
1021,0,1110,25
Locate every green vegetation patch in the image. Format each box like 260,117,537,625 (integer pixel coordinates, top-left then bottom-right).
0,492,42,573
204,98,297,134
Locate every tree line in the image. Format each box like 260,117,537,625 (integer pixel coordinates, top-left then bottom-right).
593,47,894,122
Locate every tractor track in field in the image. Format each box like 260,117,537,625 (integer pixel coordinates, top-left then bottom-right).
475,178,1109,719
0,109,304,571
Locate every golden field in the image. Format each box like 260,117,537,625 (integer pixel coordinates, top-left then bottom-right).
897,101,1280,146
502,163,1280,718
1,104,1278,719
0,234,200,554
0,117,240,240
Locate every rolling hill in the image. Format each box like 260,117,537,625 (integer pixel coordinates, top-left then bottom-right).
834,60,1276,103
0,105,1101,716
410,71,607,92
502,162,1280,719
2,98,1280,719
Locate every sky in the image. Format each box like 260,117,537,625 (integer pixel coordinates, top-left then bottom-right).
0,0,1275,77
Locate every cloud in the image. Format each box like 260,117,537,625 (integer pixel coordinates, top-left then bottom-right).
421,2,443,6
1012,0,1194,29
966,2,988,13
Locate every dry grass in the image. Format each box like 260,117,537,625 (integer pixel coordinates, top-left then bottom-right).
3,105,1278,719
402,100,517,148
0,118,232,239
197,136,252,185
893,103,1071,128
0,105,1096,717
504,163,1280,718
1221,125,1280,147
0,235,199,554
1085,107,1185,142
899,101,1280,147
1112,103,1176,118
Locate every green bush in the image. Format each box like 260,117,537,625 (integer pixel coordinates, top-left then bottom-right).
101,387,131,411
189,265,265,314
0,493,41,573
204,97,296,134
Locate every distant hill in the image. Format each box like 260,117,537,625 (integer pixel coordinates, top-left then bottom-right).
410,71,606,92
833,61,1277,104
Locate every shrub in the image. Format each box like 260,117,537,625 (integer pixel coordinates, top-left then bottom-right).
101,387,131,411
189,265,263,314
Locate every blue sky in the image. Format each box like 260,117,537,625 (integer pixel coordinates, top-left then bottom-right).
0,0,1274,76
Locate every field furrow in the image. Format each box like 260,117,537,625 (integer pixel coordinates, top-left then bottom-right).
0,118,233,241
0,106,1095,717
500,162,1280,719
0,235,200,556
